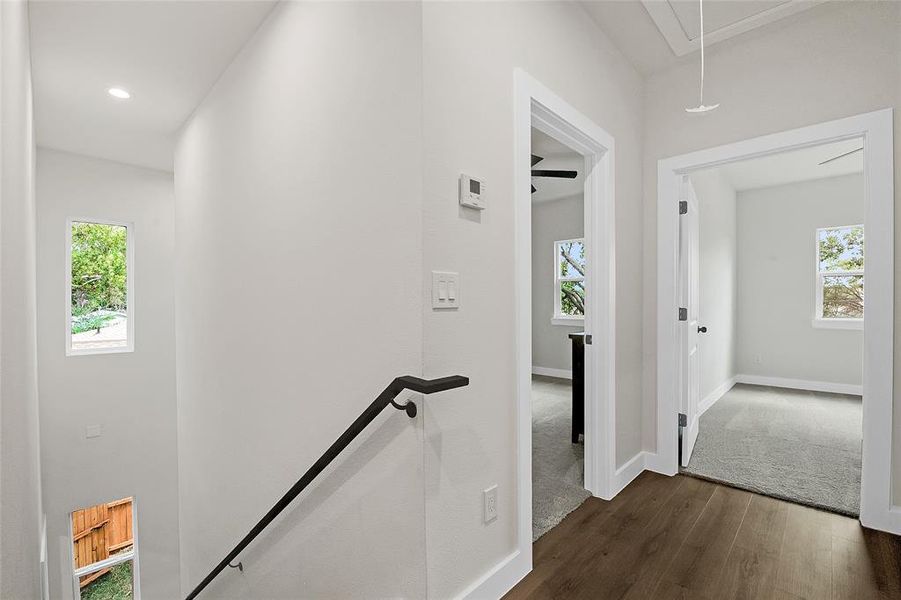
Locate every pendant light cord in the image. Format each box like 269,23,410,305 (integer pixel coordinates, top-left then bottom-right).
698,0,706,106
685,0,718,112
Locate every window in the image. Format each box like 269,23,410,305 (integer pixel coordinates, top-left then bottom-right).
70,497,139,600
815,225,863,329
67,220,133,354
553,238,585,324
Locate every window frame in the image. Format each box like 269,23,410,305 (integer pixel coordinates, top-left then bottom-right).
814,224,864,330
69,497,141,600
65,217,135,356
553,237,586,326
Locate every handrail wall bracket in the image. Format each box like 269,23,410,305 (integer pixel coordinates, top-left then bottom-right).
390,398,417,418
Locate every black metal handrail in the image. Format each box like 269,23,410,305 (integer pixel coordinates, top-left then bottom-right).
185,375,469,600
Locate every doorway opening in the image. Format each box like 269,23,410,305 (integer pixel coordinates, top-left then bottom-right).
509,70,617,583
656,110,898,534
678,139,865,516
529,127,590,540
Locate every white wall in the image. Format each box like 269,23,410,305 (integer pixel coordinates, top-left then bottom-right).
173,3,645,599
0,1,43,597
690,170,738,404
532,194,584,374
736,174,864,386
642,1,901,498
174,3,427,597
35,148,179,599
421,3,644,596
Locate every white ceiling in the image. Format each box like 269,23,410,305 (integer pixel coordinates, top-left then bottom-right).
696,138,864,192
29,0,277,172
27,0,843,171
580,1,676,75
581,0,827,75
667,0,789,40
531,129,585,204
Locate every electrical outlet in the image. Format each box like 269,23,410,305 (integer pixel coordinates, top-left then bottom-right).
483,485,498,523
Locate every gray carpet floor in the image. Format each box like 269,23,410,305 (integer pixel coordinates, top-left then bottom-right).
683,383,862,516
531,375,590,541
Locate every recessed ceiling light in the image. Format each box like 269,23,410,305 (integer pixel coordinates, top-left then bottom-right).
107,87,131,100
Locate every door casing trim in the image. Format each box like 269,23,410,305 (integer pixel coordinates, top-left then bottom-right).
654,109,898,534
462,68,618,600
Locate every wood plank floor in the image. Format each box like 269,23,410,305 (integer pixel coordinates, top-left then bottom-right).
504,472,901,600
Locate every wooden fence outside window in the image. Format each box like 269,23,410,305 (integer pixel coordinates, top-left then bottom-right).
72,497,134,587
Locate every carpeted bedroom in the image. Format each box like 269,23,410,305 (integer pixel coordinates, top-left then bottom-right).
683,383,862,516
679,149,865,519
530,375,589,540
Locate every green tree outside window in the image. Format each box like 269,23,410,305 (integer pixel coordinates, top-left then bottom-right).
817,225,863,319
555,239,585,318
70,222,127,334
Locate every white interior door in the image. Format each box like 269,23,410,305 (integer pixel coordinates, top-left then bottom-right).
679,176,701,467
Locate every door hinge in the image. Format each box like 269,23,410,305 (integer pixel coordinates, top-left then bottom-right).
679,200,688,215
678,412,687,427
584,334,592,345
678,307,688,321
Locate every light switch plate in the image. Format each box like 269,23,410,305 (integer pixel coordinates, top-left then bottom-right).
85,424,102,439
432,271,460,309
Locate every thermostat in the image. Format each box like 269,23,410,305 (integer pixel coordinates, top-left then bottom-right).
459,174,486,210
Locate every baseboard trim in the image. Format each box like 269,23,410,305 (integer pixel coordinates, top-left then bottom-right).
861,506,901,537
735,374,862,396
699,376,737,416
531,366,572,380
611,451,649,496
457,549,530,600
643,451,674,476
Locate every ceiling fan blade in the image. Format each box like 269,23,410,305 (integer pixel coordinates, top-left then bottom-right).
531,185,537,194
531,169,577,179
818,147,863,166
531,154,544,167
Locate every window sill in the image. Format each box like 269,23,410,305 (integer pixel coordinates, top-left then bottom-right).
66,344,134,357
812,318,863,330
552,317,584,327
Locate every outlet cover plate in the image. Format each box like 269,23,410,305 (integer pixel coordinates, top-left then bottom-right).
483,485,498,523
